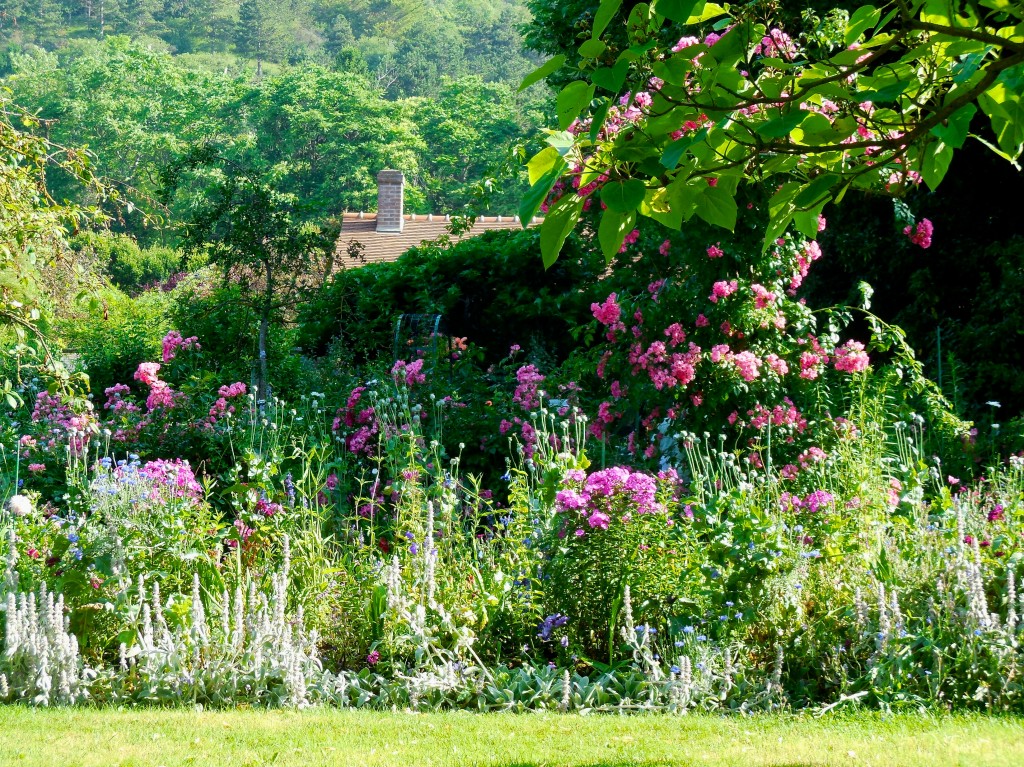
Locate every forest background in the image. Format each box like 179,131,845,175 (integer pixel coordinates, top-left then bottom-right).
0,0,1022,433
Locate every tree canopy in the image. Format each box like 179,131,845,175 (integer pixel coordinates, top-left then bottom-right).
519,0,1024,265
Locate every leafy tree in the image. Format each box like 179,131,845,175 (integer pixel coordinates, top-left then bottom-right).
0,95,103,406
520,0,1024,265
235,0,288,77
162,144,338,396
415,76,538,213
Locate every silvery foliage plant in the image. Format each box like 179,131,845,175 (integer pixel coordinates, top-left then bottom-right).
1,529,90,705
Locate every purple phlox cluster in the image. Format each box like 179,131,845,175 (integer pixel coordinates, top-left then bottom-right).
139,459,204,502
391,358,426,386
161,330,200,363
513,364,546,411
779,489,834,513
555,466,666,531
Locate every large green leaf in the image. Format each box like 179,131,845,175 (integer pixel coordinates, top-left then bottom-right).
601,179,648,213
591,60,631,93
694,183,737,230
518,55,566,92
755,109,810,138
527,146,564,186
579,38,607,59
540,196,584,269
519,155,567,225
593,0,624,39
921,140,955,190
844,5,880,46
556,81,596,130
598,208,637,262
654,0,705,23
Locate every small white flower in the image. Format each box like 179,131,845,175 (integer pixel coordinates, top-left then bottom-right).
5,495,32,517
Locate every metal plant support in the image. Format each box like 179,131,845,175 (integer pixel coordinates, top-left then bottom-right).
393,313,452,381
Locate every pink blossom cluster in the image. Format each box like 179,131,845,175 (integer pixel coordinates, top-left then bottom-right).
30,391,96,456
903,218,933,249
134,362,177,411
591,293,622,326
161,330,200,363
755,28,797,59
332,385,379,455
513,364,546,411
555,466,665,533
628,340,701,390
104,384,139,415
779,489,834,513
751,283,776,309
744,398,808,434
137,459,204,502
391,358,426,386
797,336,830,380
790,240,822,292
709,279,739,303
208,381,247,424
833,340,870,373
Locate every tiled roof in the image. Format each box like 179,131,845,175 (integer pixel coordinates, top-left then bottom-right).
334,212,540,268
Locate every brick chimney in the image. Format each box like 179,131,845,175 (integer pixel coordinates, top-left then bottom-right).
376,169,404,233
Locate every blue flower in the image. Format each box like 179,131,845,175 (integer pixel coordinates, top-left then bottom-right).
697,634,707,641
67,533,79,544
670,665,680,674
683,625,695,634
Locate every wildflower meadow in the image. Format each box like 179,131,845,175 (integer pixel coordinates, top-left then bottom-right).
2,0,1024,764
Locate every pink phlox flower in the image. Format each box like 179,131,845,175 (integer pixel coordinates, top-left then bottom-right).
134,362,162,386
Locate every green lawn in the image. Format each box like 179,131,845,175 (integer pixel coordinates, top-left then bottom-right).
1,708,1023,767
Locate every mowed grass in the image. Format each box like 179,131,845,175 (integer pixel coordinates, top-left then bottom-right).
1,707,1023,767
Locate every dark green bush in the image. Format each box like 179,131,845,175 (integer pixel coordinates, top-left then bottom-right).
71,231,183,295
297,228,604,367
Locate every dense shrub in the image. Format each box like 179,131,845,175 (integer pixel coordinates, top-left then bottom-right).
297,228,604,367
71,232,184,295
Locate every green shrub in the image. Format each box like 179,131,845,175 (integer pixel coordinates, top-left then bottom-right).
70,232,183,295
60,285,173,395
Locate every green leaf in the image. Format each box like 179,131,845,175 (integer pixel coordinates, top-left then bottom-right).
598,209,637,262
661,127,708,169
688,2,725,22
590,99,613,143
755,109,809,138
793,174,837,209
845,5,880,46
518,55,566,92
556,81,596,130
593,0,624,39
579,38,607,59
540,196,583,269
694,183,737,230
591,60,630,93
527,146,564,186
601,179,648,213
921,140,954,190
654,0,705,23
519,154,567,224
